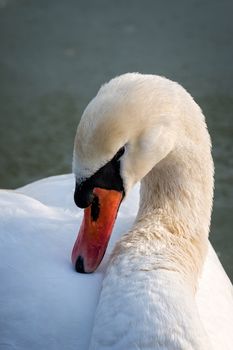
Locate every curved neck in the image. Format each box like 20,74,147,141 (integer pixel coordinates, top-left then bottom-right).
90,138,214,350
136,143,214,287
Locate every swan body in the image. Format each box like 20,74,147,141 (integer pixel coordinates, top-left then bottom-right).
0,176,232,350
0,73,232,349
0,175,138,350
73,73,233,349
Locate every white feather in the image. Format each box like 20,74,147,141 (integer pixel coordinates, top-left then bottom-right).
1,73,233,349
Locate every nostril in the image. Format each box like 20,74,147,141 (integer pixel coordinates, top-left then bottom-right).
74,182,94,208
91,196,100,221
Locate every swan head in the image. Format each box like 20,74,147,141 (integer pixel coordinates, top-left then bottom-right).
72,73,179,273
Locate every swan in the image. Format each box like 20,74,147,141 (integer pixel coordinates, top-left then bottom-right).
71,73,233,349
0,73,232,350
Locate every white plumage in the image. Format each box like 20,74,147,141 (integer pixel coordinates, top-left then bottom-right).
0,174,138,350
1,73,233,349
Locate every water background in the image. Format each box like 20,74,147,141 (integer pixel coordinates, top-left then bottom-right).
0,0,232,280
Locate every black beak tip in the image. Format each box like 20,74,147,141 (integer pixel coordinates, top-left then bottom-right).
75,256,86,273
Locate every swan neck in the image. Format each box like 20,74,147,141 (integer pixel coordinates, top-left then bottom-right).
89,258,212,350
139,147,213,228
133,146,214,287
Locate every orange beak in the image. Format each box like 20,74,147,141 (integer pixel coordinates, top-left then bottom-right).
71,187,123,273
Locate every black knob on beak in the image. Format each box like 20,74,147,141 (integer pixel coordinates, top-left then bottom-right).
74,181,94,208
73,146,125,209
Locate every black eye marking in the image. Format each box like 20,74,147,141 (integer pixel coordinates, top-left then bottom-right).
114,146,125,161
74,146,126,208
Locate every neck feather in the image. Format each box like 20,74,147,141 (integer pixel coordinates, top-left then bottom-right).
90,130,214,349
89,253,212,350
136,142,214,287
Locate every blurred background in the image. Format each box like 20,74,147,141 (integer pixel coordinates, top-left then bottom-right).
0,0,232,279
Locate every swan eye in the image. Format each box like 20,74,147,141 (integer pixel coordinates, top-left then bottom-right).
114,146,125,161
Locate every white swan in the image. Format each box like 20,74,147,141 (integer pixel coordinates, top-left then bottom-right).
72,73,233,349
0,73,232,350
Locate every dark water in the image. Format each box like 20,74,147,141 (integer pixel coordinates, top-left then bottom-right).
0,0,232,279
